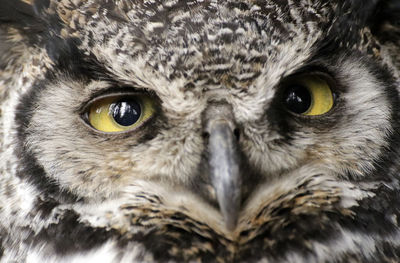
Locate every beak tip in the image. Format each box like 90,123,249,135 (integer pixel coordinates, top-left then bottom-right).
224,213,239,231
219,193,241,231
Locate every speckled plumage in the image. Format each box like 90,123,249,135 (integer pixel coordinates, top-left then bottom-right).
0,0,399,262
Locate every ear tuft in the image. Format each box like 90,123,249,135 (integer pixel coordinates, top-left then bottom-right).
0,0,44,43
0,0,35,27
376,0,400,25
0,0,46,71
32,0,51,16
371,0,400,42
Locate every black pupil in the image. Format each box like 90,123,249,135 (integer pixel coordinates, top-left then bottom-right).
284,85,312,114
111,99,141,126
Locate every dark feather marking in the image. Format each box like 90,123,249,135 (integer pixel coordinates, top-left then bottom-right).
34,197,61,220
336,243,400,262
30,210,116,255
343,185,400,235
0,236,3,259
123,211,233,262
236,187,344,262
14,78,79,203
43,33,121,83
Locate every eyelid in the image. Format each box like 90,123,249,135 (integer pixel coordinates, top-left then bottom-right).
83,90,148,107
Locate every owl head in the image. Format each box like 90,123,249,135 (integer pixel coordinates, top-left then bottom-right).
0,0,399,262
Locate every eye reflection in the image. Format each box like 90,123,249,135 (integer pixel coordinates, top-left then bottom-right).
111,99,142,127
284,85,312,114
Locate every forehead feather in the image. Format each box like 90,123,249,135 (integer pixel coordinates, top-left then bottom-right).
36,0,378,88
49,2,331,62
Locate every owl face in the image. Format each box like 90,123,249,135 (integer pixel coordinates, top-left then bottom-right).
20,0,392,200
1,0,400,262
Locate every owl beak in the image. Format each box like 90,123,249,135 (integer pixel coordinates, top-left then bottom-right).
207,118,241,231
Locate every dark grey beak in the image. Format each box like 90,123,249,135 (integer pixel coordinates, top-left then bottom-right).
205,104,241,231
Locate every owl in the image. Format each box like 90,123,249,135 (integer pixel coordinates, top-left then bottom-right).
0,0,399,262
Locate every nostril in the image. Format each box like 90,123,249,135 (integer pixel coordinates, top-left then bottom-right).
202,131,210,139
233,128,240,141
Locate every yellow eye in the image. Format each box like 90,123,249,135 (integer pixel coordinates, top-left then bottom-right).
283,75,334,116
87,95,155,133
